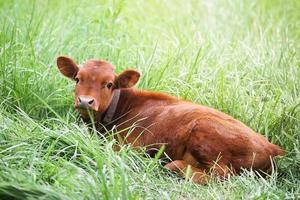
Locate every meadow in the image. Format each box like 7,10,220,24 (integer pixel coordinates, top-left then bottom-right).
0,0,299,199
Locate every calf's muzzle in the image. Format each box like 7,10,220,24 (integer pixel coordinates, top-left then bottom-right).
76,96,96,110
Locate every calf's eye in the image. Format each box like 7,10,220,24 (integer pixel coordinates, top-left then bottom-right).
74,77,79,83
107,82,113,89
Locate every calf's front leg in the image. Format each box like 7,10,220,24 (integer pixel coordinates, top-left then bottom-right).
164,160,210,184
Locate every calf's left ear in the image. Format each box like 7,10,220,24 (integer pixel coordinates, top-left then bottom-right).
56,56,79,80
115,69,140,88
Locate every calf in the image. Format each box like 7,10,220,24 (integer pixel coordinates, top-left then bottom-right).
57,56,284,184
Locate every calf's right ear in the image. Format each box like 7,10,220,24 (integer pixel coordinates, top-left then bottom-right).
56,56,79,79
115,69,140,88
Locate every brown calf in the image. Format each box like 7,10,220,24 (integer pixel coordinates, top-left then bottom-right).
57,56,284,184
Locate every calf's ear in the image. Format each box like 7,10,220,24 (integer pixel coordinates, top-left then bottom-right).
115,69,140,88
56,56,79,79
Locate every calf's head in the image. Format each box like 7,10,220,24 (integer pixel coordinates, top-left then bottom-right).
57,56,140,118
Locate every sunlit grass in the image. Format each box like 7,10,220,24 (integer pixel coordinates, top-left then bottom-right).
0,0,299,199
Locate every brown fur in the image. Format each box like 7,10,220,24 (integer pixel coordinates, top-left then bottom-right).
57,56,284,184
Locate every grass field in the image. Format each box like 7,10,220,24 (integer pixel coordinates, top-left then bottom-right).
0,0,299,199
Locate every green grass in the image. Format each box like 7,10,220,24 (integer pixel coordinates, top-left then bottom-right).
0,0,299,199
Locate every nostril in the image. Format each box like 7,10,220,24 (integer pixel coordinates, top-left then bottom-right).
78,97,82,103
88,99,94,105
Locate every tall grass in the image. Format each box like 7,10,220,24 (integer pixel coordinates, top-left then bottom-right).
0,0,299,199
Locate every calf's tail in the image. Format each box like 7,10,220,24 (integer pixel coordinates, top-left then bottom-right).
271,144,285,157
